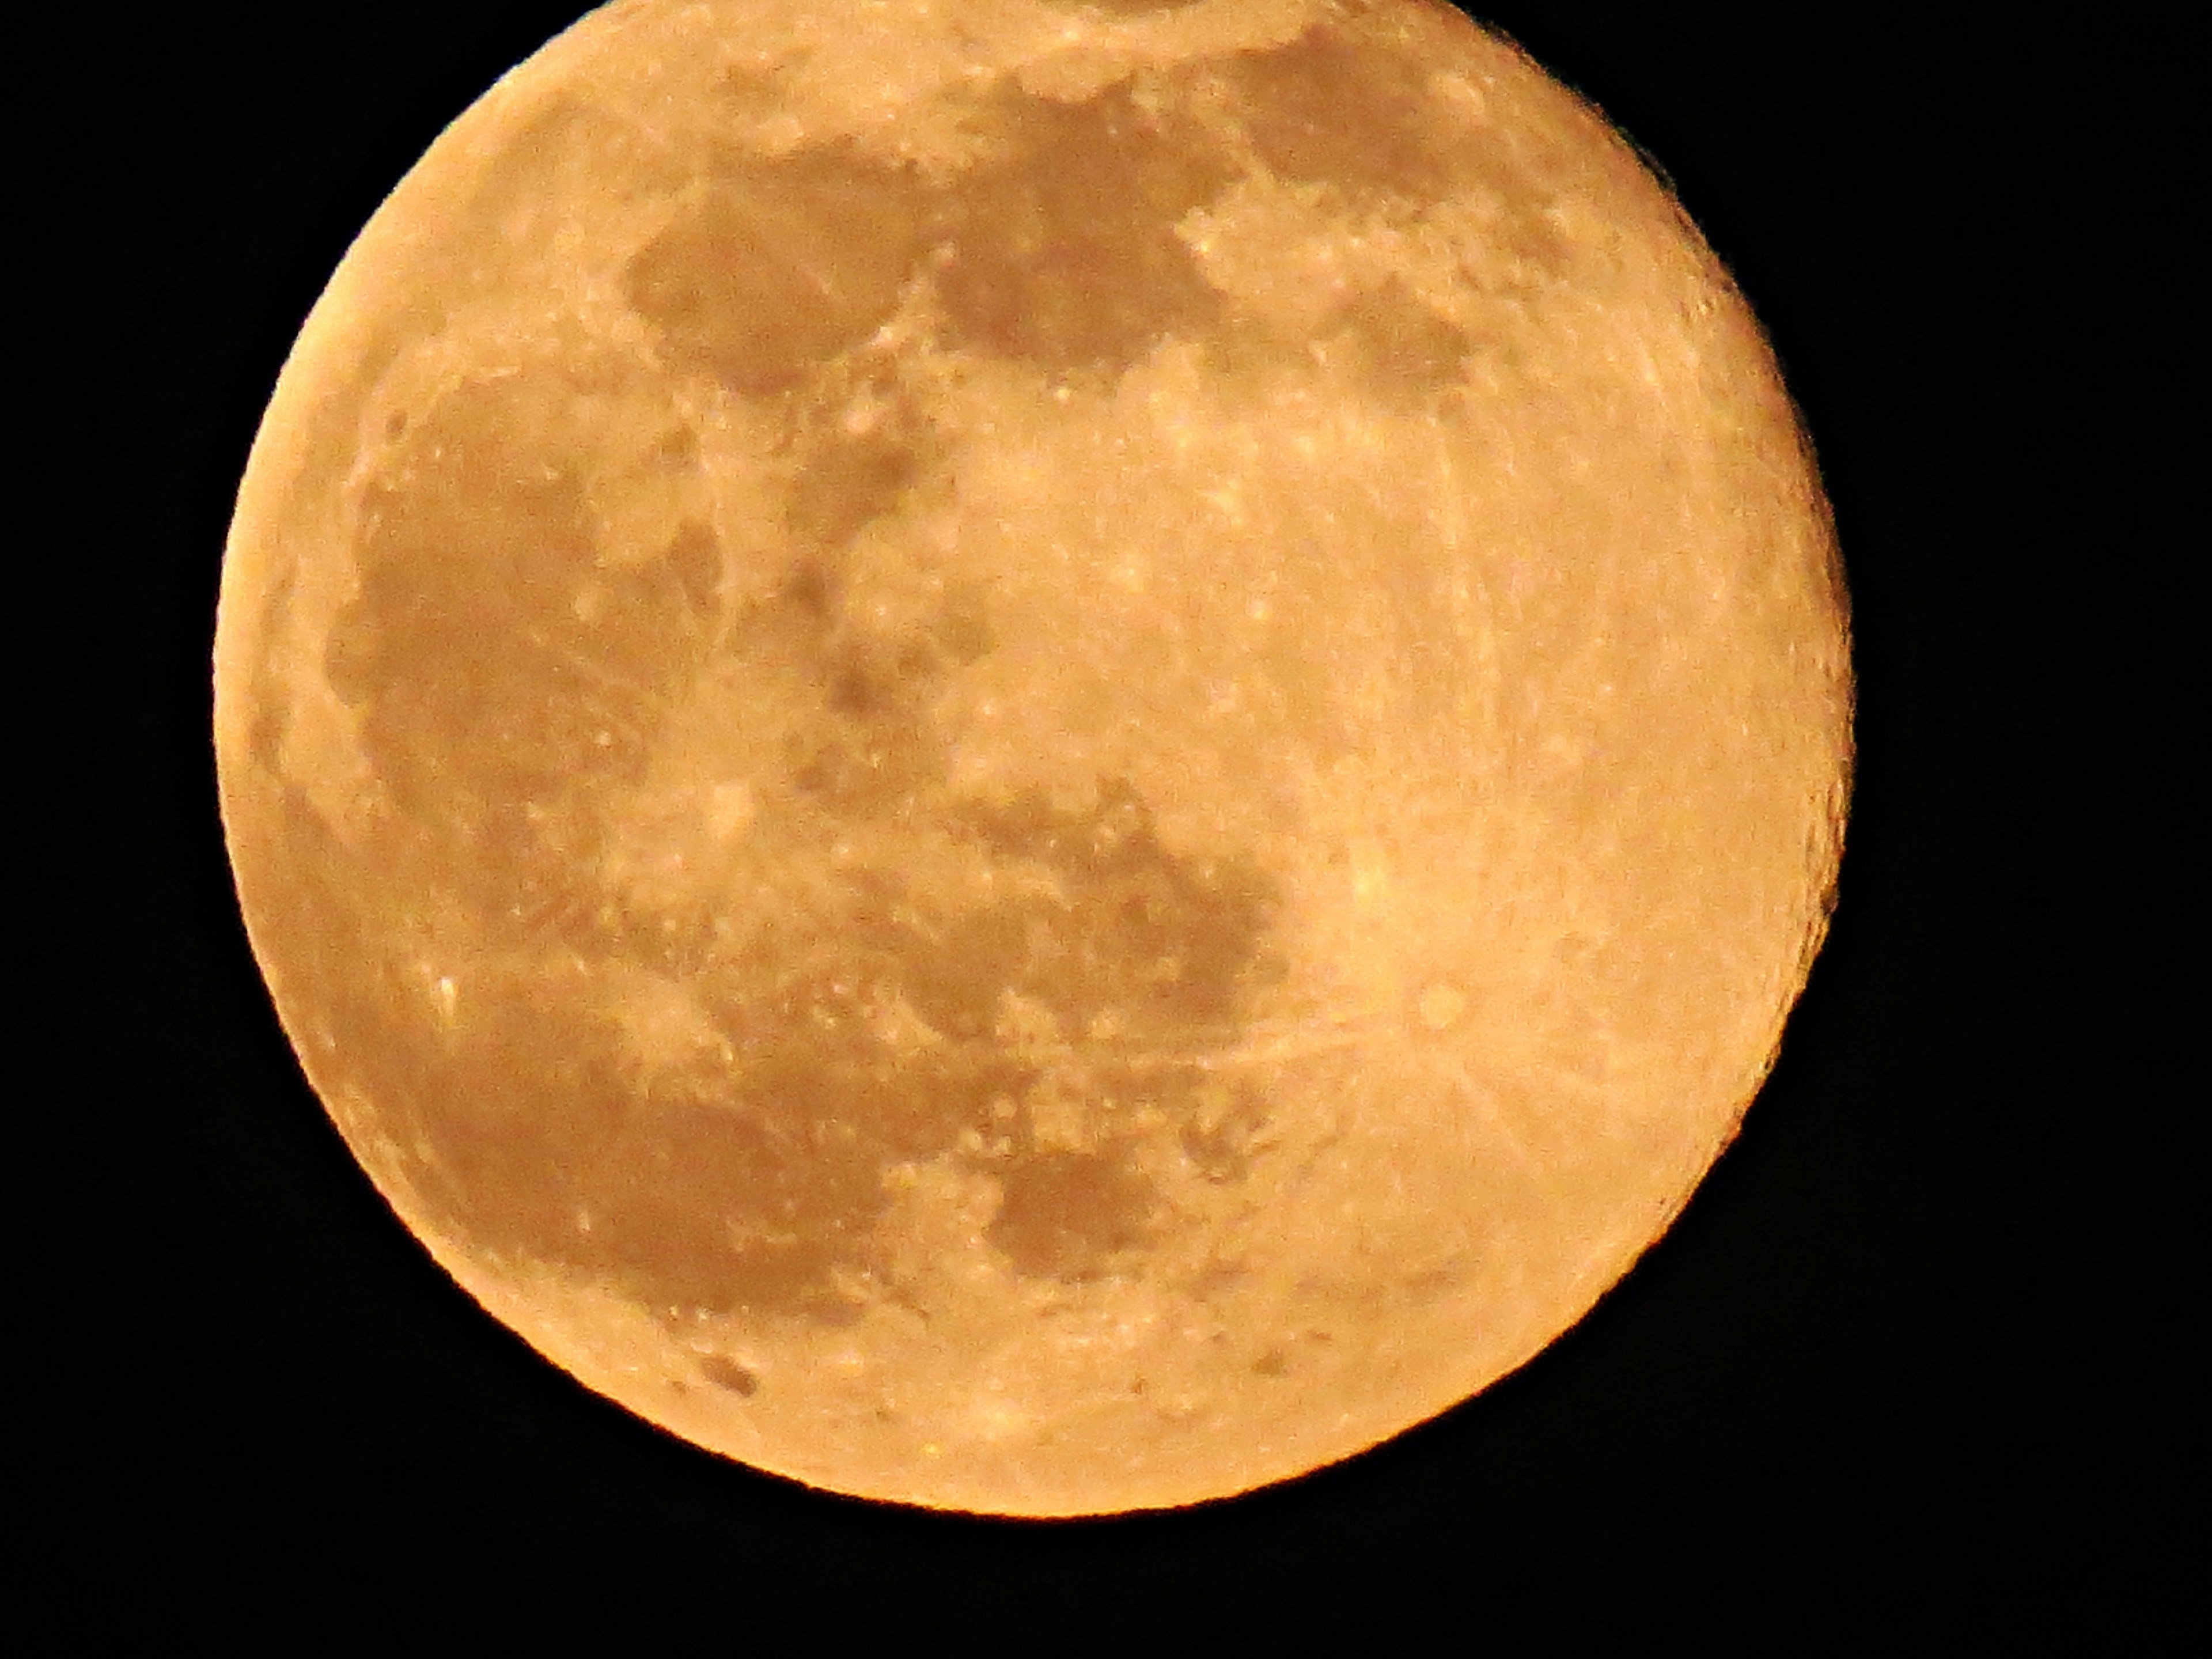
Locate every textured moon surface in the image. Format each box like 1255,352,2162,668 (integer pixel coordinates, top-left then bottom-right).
214,0,1850,1515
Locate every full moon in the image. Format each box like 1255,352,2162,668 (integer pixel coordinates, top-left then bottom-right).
214,0,1850,1516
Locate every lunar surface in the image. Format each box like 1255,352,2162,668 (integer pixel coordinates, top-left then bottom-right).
214,0,1851,1515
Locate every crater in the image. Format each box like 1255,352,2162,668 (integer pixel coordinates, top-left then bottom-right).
699,1355,760,1396
1177,1073,1271,1183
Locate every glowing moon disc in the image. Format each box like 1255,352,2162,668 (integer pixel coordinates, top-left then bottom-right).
214,0,1850,1516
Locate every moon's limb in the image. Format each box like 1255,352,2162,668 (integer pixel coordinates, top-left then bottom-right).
215,0,1851,1516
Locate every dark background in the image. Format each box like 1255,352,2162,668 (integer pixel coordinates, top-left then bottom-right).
25,1,2180,1642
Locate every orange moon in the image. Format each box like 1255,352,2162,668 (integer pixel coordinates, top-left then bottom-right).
213,0,1850,1516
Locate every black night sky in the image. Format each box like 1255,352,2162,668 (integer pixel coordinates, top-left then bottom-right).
23,2,2179,1643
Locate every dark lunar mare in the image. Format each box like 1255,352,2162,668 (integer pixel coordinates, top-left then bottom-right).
269,28,1566,1336
308,367,1284,1334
